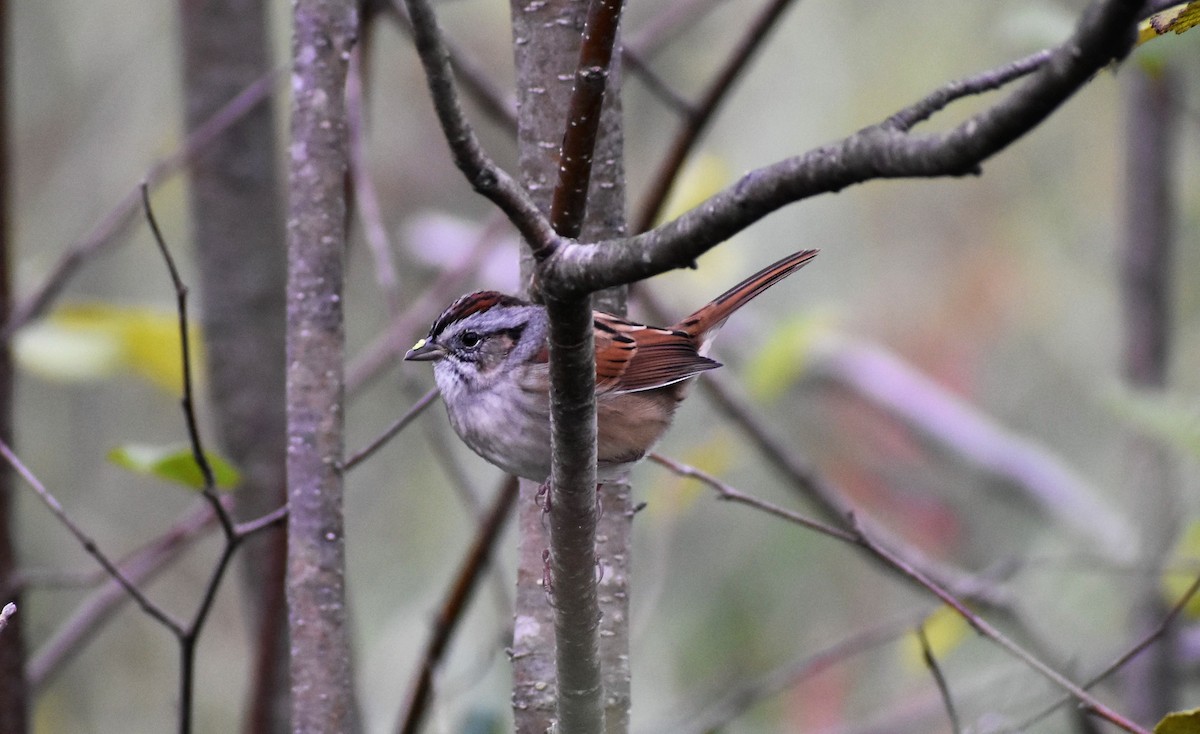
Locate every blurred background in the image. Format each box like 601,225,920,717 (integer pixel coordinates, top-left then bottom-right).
8,0,1200,731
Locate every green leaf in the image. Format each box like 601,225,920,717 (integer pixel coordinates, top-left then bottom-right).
108,443,240,490
1156,708,1200,734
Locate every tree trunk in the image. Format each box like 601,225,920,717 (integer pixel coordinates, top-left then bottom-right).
286,1,359,731
508,1,631,731
176,1,290,730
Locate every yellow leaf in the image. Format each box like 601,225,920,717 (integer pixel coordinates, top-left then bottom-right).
15,303,202,393
1156,708,1200,734
1161,519,1200,618
901,606,970,673
744,313,832,401
1137,2,1200,45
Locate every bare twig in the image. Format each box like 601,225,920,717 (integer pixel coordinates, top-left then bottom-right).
2,69,280,339
667,610,925,734
651,452,1149,733
635,0,802,232
395,476,519,734
0,439,185,636
385,0,517,134
27,501,219,688
539,0,1142,297
342,387,440,471
1013,571,1200,729
648,453,854,542
917,623,962,734
399,0,557,255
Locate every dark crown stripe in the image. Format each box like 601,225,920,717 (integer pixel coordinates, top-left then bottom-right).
430,291,527,338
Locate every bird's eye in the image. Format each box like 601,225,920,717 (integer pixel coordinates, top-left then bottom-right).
460,331,481,348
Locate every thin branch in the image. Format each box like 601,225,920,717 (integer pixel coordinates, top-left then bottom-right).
399,0,557,254
395,476,519,734
1015,570,1200,730
342,387,439,471
141,184,231,540
347,47,404,317
883,48,1053,132
26,500,220,688
648,453,855,543
0,439,184,636
917,623,962,734
2,68,280,339
850,514,1147,734
667,610,925,734
635,0,802,232
385,0,517,134
540,0,1142,297
651,452,1149,733
548,0,625,240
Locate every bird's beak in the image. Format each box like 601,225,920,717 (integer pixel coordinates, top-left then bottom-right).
404,337,445,362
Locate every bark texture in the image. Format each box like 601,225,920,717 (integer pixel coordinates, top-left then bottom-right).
177,1,289,730
286,1,359,731
509,1,632,731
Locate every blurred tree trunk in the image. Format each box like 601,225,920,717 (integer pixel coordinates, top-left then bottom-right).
176,1,290,731
507,1,631,731
1119,60,1178,724
0,0,27,730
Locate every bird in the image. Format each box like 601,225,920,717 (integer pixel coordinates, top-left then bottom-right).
405,249,818,483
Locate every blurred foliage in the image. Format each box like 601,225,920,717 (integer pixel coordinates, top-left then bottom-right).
10,0,1200,732
14,303,200,393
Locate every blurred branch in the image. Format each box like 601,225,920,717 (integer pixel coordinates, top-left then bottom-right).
664,611,922,734
386,0,517,134
635,0,801,232
399,0,557,255
1016,570,1200,730
394,476,518,734
348,47,404,317
917,623,962,734
809,334,1135,555
26,501,218,688
1118,59,1179,724
0,439,185,635
650,453,1149,733
342,387,439,471
540,0,1142,296
2,68,280,339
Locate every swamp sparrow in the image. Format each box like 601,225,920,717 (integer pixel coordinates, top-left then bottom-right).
405,249,818,482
